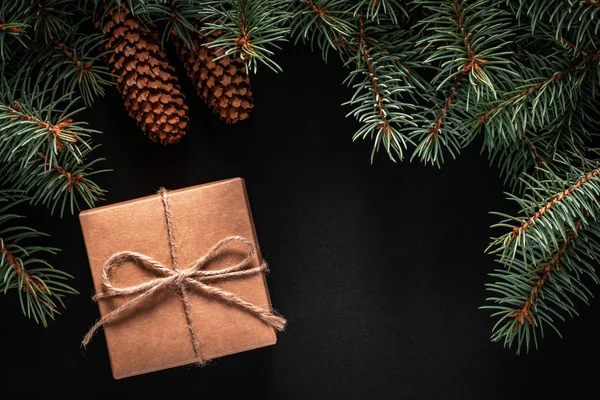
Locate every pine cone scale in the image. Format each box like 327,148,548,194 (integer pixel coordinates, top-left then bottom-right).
176,24,253,124
99,5,189,144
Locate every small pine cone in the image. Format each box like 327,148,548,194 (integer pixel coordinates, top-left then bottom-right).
176,27,253,124
99,5,189,144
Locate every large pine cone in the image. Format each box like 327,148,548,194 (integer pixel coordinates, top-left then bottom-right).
176,27,253,124
100,5,189,144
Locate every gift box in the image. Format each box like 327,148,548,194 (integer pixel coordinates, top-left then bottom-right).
79,178,285,379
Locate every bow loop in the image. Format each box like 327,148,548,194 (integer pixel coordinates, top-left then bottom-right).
82,236,285,363
188,236,257,276
93,251,176,301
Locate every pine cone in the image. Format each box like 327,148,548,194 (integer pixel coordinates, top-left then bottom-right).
99,5,189,144
176,27,253,124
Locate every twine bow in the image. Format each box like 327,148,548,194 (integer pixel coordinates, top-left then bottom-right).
82,188,286,365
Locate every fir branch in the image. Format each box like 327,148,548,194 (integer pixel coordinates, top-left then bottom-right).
487,103,595,191
548,26,599,59
431,82,460,139
32,0,75,42
0,98,86,166
198,0,291,73
472,49,595,164
410,77,465,167
484,162,600,353
344,13,419,162
489,159,600,267
40,31,115,106
127,0,201,50
2,102,79,153
0,127,107,216
416,0,515,99
509,218,583,326
478,66,572,124
484,216,599,354
0,76,100,166
0,196,77,326
160,0,200,49
352,0,406,24
511,167,600,240
0,3,31,61
357,15,391,142
513,0,600,52
288,0,356,61
410,0,516,167
0,78,107,216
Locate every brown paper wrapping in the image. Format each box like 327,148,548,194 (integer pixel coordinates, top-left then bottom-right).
79,178,277,379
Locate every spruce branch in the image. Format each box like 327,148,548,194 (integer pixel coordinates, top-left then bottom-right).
409,0,516,167
510,167,600,241
509,218,583,326
32,0,75,42
478,65,572,125
473,50,596,165
0,78,107,216
512,0,600,52
159,0,200,49
548,26,600,60
481,43,598,189
352,0,406,24
484,216,599,354
487,104,595,191
39,31,115,106
198,0,291,73
0,3,32,61
0,195,77,327
0,85,93,168
484,162,600,353
288,0,356,61
415,0,516,99
410,79,465,166
344,13,420,162
1,146,107,217
125,0,202,49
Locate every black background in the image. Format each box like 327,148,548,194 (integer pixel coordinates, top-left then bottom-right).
1,44,599,399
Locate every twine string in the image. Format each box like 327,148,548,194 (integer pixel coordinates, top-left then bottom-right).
81,188,286,365
159,188,203,363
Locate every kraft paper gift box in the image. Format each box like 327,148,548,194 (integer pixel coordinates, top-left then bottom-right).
79,178,284,379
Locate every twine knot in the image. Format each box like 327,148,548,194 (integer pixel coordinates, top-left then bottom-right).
82,188,286,365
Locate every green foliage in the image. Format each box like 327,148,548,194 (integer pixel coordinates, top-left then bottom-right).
484,161,600,353
288,0,355,61
352,0,406,24
198,0,291,73
0,143,108,217
30,0,78,42
39,30,114,106
344,23,426,162
0,79,91,167
0,3,31,61
1,0,599,351
416,0,515,99
283,0,600,353
0,195,77,327
511,0,600,53
133,0,202,49
99,0,204,49
0,0,111,325
410,0,517,166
